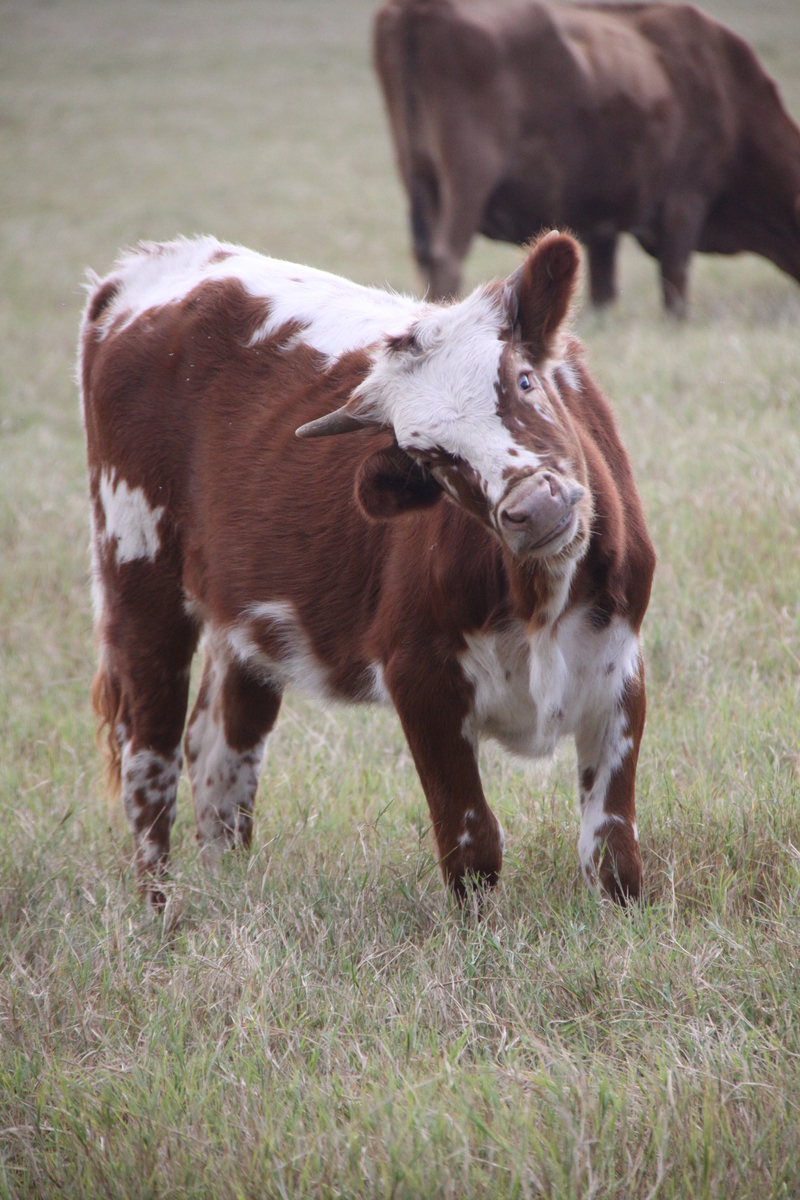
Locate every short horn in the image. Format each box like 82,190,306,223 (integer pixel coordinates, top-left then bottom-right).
295,407,372,439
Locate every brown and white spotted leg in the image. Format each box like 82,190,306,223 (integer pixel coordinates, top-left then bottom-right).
185,640,282,850
386,650,504,899
103,598,197,909
119,739,184,902
575,658,646,904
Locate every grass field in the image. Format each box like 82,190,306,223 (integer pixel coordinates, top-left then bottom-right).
2,0,800,1195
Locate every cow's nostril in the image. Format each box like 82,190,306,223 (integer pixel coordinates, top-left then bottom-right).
501,507,528,526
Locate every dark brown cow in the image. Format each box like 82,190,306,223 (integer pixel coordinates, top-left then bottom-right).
79,231,654,910
375,0,800,315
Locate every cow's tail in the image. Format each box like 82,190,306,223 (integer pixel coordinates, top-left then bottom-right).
374,0,441,272
91,657,123,800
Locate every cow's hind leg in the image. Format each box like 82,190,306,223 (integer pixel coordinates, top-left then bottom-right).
185,641,282,851
416,151,499,301
93,574,198,909
587,231,619,307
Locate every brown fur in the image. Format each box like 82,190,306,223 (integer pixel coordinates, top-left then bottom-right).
80,241,654,907
375,0,800,314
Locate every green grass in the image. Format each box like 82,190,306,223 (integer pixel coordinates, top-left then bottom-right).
2,0,800,1195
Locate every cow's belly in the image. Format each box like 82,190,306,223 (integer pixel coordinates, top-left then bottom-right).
460,608,640,759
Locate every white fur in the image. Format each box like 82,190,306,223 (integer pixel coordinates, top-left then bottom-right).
461,609,639,883
221,605,393,705
460,608,639,770
577,798,624,883
90,236,424,362
369,662,392,706
88,508,105,626
98,469,164,565
88,238,562,516
120,743,182,856
553,360,581,393
354,289,542,508
185,645,266,845
237,600,331,696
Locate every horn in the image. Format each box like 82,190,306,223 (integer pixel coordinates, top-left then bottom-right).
295,406,373,439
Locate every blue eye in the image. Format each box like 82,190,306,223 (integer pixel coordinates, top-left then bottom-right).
519,374,531,391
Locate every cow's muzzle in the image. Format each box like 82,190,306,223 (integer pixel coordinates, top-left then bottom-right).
498,473,585,557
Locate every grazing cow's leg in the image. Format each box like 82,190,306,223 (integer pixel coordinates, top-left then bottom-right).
586,232,619,306
659,192,707,317
185,642,282,851
386,654,503,898
575,660,646,904
94,575,198,910
409,159,442,287
423,159,499,301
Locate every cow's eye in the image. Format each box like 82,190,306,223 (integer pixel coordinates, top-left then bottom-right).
519,374,531,391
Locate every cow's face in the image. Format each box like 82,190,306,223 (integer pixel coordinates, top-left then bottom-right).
297,232,592,566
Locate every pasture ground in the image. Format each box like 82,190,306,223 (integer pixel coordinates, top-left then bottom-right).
1,0,800,1195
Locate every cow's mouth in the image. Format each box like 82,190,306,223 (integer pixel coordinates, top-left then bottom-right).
525,510,576,552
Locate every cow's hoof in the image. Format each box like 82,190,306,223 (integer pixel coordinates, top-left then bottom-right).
582,820,643,905
444,817,504,904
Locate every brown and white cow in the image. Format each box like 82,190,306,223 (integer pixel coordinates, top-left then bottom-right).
79,231,654,910
374,0,800,315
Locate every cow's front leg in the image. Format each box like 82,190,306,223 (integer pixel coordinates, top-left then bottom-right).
659,191,707,318
575,658,646,904
386,654,503,899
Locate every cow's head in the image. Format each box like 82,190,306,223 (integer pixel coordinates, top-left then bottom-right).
297,232,592,566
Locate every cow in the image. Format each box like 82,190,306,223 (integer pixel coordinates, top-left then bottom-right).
79,230,655,912
374,0,800,316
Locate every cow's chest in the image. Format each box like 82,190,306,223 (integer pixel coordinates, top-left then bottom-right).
459,608,639,759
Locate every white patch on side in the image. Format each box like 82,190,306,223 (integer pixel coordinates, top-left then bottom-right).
87,235,424,363
238,600,331,698
185,645,265,845
369,662,392,706
354,288,541,508
99,469,164,565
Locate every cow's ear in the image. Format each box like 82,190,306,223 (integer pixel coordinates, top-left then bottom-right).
356,445,442,520
505,231,580,362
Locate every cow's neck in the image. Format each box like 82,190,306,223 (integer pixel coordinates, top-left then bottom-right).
504,551,578,632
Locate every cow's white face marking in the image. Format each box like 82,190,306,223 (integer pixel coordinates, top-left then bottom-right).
355,289,541,509
99,469,164,565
